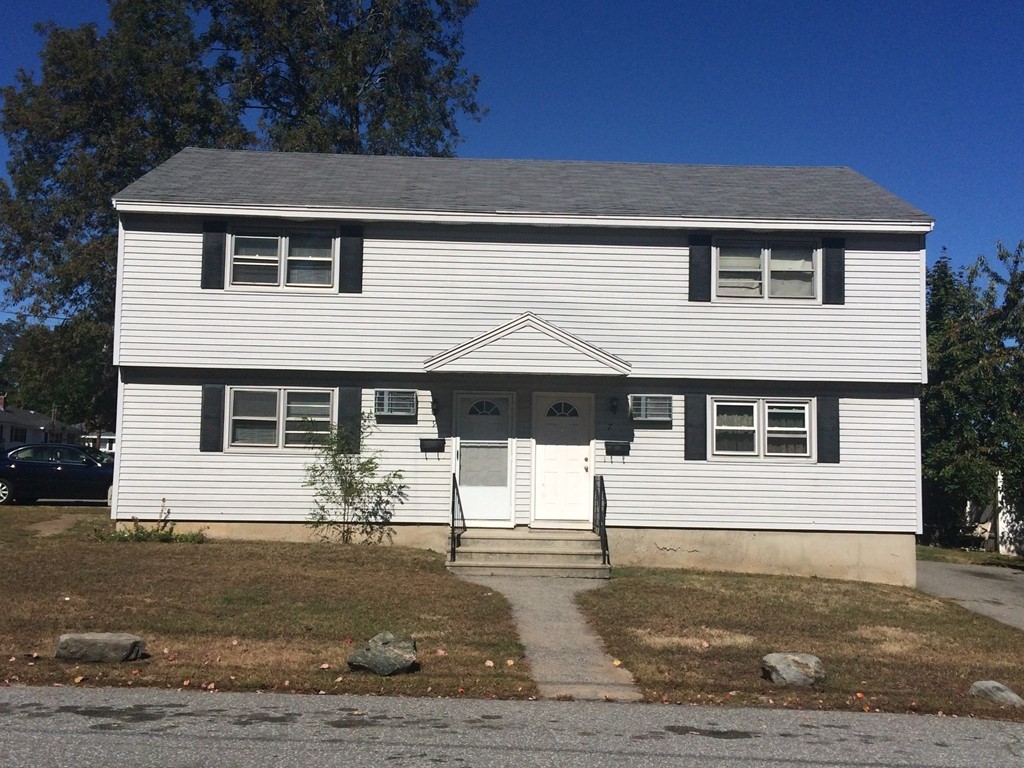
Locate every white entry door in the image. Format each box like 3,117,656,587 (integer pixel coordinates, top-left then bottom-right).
456,394,514,527
532,393,593,528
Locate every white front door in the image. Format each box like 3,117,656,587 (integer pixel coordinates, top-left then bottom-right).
532,393,593,528
456,394,514,527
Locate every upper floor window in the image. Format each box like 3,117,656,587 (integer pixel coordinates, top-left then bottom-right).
229,387,334,448
716,241,817,300
230,230,335,289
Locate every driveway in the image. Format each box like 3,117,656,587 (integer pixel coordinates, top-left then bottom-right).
917,561,1024,631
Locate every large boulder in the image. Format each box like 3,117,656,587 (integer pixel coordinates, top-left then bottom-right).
56,633,146,663
969,680,1024,708
347,631,418,676
761,653,825,687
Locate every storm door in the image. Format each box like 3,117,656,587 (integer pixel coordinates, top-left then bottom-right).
455,394,514,527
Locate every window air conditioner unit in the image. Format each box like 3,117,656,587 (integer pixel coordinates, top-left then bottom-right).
630,394,672,422
374,389,418,416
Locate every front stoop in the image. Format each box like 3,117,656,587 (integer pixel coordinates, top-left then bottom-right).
446,528,610,579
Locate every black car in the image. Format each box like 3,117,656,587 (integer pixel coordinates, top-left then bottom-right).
0,443,114,505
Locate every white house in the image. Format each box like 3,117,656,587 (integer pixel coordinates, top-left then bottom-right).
111,149,932,586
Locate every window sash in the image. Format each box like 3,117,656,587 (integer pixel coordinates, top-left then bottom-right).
230,388,334,448
711,399,812,458
230,231,336,288
717,241,817,300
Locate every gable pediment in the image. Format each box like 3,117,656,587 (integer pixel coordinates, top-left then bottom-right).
424,313,631,376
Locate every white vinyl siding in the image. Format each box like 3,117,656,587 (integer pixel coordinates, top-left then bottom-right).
116,219,925,383
597,396,920,533
113,383,450,524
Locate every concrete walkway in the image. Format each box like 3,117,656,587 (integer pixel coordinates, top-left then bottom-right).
460,575,643,701
917,561,1024,631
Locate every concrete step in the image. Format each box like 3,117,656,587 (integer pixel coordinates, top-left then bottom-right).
457,537,603,554
454,547,604,564
446,560,611,579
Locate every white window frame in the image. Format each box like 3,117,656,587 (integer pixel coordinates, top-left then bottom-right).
710,397,813,459
228,227,339,291
714,239,820,302
228,387,335,449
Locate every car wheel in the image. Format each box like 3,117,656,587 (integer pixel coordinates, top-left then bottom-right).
0,479,13,506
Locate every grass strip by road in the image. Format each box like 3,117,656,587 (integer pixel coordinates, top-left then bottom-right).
916,544,1024,570
577,566,1024,721
1,506,536,698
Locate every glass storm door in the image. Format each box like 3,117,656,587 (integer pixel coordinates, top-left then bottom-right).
456,394,514,527
532,393,593,528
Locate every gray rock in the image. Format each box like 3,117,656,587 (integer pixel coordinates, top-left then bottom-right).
761,653,825,687
969,680,1024,708
55,633,146,663
347,631,418,676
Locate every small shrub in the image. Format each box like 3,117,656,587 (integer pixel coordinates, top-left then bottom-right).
96,499,206,543
305,414,408,544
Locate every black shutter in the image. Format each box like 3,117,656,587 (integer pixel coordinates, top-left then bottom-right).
339,228,363,294
338,387,362,452
817,396,840,463
688,232,712,302
199,384,225,452
684,394,707,460
201,221,228,289
822,238,845,305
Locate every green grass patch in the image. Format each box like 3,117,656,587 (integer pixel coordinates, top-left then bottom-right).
916,544,1024,570
579,567,1024,721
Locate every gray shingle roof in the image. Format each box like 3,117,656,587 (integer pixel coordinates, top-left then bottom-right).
115,148,932,224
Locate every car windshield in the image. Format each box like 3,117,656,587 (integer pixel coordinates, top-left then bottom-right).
80,446,114,465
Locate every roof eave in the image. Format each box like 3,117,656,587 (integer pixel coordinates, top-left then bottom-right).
111,200,935,233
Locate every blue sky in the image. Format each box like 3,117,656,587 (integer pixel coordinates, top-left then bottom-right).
2,0,1022,271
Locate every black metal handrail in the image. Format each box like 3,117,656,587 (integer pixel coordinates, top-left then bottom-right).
450,472,466,562
593,474,610,565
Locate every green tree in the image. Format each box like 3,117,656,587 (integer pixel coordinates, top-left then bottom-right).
201,0,483,154
921,244,1024,547
305,415,408,544
0,0,248,428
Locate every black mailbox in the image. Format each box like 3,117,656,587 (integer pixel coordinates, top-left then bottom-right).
604,441,630,457
419,438,446,453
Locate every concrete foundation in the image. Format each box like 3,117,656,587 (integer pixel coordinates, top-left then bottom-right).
126,520,915,586
607,528,917,587
119,521,451,553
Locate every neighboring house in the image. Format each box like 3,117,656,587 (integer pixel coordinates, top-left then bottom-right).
111,148,932,586
0,394,79,452
81,432,117,455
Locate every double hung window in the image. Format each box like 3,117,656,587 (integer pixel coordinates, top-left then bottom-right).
230,230,335,288
712,398,811,458
716,241,816,300
229,388,333,447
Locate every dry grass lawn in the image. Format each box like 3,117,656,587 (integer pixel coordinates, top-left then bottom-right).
1,505,536,698
577,567,1024,721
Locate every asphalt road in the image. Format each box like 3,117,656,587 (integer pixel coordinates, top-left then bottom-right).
2,687,1023,768
917,561,1024,630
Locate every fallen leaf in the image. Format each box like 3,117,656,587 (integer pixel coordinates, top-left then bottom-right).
856,692,864,699
131,669,140,676
318,690,326,695
701,640,710,649
74,676,85,684
7,657,15,663
319,663,330,669
506,659,514,667
231,640,239,646
612,659,622,667
283,680,290,687
163,648,170,655
484,660,494,668
334,676,344,682
182,679,190,686
435,648,447,656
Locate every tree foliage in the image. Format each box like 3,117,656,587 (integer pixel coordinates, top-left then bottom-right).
922,243,1024,546
0,0,248,427
1,0,483,429
201,0,483,154
305,415,408,544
